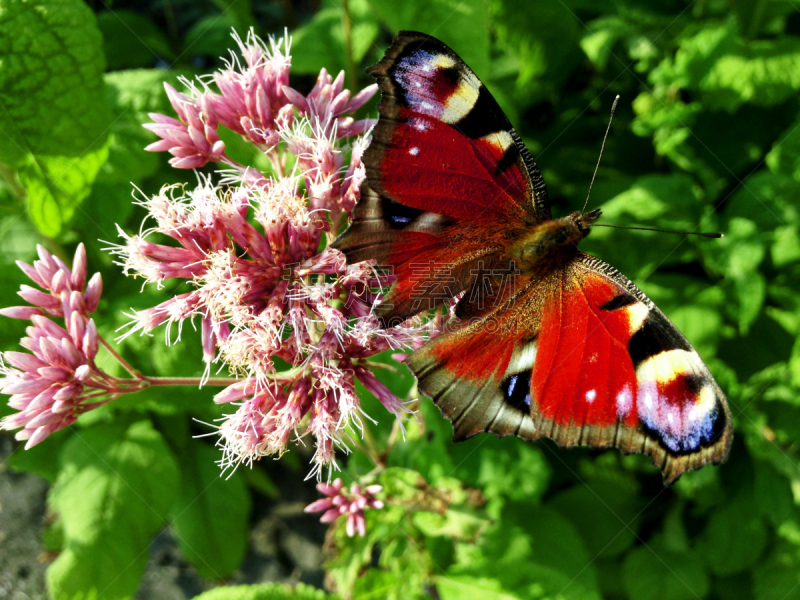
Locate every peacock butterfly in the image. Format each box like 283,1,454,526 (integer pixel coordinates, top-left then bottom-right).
333,31,732,484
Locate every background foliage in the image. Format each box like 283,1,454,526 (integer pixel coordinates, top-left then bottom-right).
1,0,800,598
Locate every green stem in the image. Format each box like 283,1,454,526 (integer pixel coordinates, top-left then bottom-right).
0,163,25,200
144,376,236,386
341,0,357,93
99,336,139,377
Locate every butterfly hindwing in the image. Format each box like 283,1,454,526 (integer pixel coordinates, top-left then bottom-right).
409,253,732,483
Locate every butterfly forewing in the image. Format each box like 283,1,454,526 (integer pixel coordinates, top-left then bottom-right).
333,31,551,324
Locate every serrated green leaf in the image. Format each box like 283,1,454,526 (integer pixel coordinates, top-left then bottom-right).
436,576,521,600
74,69,184,247
652,23,800,112
47,420,179,600
193,582,334,600
47,543,148,600
170,441,251,579
0,0,112,165
448,437,550,518
452,506,601,599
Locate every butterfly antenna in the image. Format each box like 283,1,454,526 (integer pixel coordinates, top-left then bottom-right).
582,95,620,215
593,223,723,238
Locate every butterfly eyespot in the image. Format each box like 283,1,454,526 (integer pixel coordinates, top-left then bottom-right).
502,372,532,411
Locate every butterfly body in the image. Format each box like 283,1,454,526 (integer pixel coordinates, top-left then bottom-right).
334,32,732,483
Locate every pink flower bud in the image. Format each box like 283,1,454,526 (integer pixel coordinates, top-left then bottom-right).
0,306,44,320
84,273,102,313
71,243,87,290
15,261,47,288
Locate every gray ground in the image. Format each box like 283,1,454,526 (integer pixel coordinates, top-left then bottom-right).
0,434,328,599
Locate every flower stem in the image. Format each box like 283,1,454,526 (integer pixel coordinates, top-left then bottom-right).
99,336,140,377
341,0,357,93
0,163,25,201
144,376,234,386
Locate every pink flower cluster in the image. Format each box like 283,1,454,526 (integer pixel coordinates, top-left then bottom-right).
143,31,375,184
305,478,383,537
116,30,424,477
0,244,111,447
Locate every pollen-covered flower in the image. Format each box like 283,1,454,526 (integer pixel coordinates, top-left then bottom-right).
0,244,112,447
305,478,383,537
124,29,425,477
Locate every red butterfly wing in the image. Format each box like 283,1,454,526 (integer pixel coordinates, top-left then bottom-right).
333,31,550,324
409,253,732,483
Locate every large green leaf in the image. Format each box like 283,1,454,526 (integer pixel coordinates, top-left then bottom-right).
753,541,800,600
0,0,111,165
46,420,180,600
193,583,334,600
17,143,109,237
622,542,710,600
170,441,251,579
436,576,521,600
0,0,113,237
695,492,769,576
451,506,602,600
548,480,643,559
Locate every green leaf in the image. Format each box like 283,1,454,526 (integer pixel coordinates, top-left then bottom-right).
170,441,251,579
18,142,110,238
184,14,246,59
209,0,255,30
0,0,112,165
96,10,173,70
490,0,582,102
47,543,148,600
652,23,800,113
448,437,550,518
74,69,184,247
192,582,333,600
753,542,800,600
581,174,705,280
7,425,70,482
452,506,601,599
548,480,643,558
46,420,180,600
622,543,710,600
753,460,794,527
291,0,379,76
436,576,522,600
101,69,184,184
368,0,490,77
695,492,768,576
